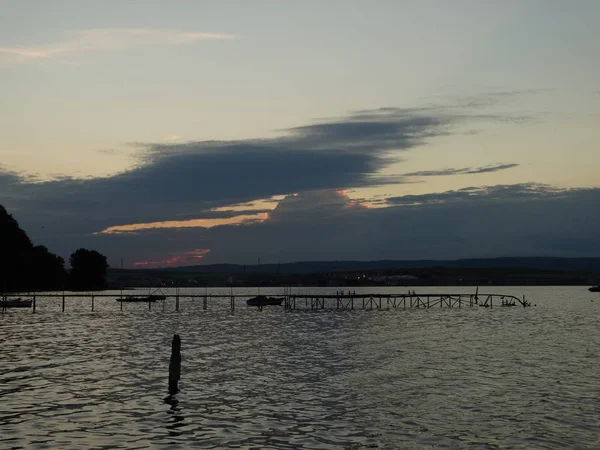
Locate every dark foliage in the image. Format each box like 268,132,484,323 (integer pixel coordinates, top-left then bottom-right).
69,248,109,291
0,205,67,291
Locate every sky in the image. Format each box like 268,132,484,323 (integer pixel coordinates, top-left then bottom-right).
1,0,599,268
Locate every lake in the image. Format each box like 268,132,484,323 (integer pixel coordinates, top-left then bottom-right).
1,286,599,449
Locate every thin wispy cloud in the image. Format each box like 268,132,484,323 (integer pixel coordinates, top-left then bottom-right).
403,163,519,177
0,28,235,66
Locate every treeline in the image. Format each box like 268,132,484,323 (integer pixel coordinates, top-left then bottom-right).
0,205,108,292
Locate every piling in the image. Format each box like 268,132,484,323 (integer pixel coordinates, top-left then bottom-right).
62,293,65,312
91,294,94,312
168,334,181,394
32,294,36,313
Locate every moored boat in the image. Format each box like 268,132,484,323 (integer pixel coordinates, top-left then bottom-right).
116,295,166,303
589,285,600,292
246,295,284,306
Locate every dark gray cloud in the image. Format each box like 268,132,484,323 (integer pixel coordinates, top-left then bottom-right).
386,183,564,206
403,163,519,178
75,185,600,267
0,103,542,264
0,107,477,237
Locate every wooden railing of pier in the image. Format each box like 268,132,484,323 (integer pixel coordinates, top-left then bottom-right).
284,293,529,310
0,290,531,313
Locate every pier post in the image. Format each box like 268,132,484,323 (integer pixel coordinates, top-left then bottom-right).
148,300,152,311
203,295,207,311
62,292,65,312
176,291,180,312
168,334,181,394
32,294,36,313
91,294,94,312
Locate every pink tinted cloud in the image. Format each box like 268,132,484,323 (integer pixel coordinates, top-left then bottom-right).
133,248,211,268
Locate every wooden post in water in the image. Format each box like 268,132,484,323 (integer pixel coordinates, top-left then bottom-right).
176,289,180,312
32,294,36,313
91,294,94,312
168,334,181,394
62,292,65,312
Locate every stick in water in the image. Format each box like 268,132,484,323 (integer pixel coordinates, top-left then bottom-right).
168,334,181,394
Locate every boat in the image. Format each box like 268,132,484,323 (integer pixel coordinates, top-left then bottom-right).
246,295,284,306
116,295,166,303
589,285,600,292
3,298,32,308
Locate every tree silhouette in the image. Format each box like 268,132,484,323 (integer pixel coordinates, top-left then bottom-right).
0,205,67,292
69,249,109,291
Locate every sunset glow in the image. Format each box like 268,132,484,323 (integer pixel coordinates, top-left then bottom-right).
99,213,265,234
133,249,211,268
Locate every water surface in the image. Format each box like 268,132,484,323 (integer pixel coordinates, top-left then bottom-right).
1,286,599,449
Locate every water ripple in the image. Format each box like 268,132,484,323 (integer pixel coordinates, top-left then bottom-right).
1,286,599,448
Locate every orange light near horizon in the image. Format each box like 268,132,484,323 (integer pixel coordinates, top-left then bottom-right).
133,249,211,268
98,213,265,234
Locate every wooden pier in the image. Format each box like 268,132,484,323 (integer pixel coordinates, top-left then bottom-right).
284,292,529,310
0,290,531,313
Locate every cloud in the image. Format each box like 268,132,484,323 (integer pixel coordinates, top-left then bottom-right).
0,28,235,66
403,163,519,177
82,185,600,266
2,107,457,234
100,212,267,234
133,249,211,268
0,103,541,264
385,183,565,206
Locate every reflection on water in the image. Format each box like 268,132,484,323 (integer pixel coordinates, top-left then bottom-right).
164,394,185,437
1,286,599,448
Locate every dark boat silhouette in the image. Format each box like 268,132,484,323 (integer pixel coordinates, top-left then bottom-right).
3,298,32,308
589,285,600,292
246,295,284,306
116,295,166,303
